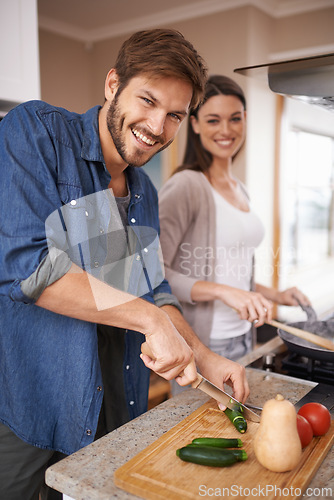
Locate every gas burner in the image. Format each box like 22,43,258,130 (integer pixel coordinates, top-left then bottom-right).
320,360,334,371
281,352,334,386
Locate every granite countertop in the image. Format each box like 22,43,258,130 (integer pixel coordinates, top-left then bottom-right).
46,368,333,500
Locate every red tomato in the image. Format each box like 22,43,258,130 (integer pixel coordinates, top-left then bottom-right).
298,403,331,436
297,414,313,448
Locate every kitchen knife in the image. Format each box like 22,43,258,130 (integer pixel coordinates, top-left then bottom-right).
192,373,261,423
140,342,261,423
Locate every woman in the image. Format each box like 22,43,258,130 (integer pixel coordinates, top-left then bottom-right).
159,75,309,363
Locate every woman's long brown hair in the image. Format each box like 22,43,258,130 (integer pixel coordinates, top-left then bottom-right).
175,75,246,174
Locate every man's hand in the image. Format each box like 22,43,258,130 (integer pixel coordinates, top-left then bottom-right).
140,315,197,386
160,305,250,403
197,349,249,404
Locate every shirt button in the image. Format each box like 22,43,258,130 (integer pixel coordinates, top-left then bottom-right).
143,248,148,253
135,194,140,199
97,386,102,391
129,401,135,406
100,228,104,234
86,429,92,436
94,261,99,268
125,365,130,370
70,200,77,206
130,218,136,223
135,255,141,261
85,210,89,217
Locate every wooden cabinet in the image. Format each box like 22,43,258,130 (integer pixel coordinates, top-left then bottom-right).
0,0,40,113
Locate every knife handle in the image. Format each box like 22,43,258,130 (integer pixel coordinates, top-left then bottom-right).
141,341,154,358
191,373,203,389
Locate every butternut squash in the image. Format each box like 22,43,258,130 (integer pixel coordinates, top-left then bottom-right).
253,394,302,472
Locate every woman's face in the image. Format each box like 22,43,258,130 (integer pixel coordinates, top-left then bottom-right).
191,94,246,162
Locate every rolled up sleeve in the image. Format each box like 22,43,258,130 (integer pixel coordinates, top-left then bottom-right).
0,103,67,302
153,291,182,313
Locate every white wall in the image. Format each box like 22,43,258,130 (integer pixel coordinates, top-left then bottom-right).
0,0,40,110
245,80,277,288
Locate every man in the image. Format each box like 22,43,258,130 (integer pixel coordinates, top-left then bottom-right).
0,29,248,499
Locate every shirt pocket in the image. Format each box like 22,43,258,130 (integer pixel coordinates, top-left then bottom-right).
52,184,108,273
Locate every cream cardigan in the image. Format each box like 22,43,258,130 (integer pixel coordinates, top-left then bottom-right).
159,170,217,346
159,169,255,348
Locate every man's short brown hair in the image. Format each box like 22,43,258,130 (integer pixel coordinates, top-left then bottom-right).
114,29,207,109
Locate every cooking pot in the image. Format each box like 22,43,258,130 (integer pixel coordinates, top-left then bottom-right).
277,303,334,362
277,320,334,362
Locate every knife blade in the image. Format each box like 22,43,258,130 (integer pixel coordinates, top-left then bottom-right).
140,341,260,423
192,373,261,423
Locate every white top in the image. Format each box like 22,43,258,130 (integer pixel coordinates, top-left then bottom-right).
209,185,265,340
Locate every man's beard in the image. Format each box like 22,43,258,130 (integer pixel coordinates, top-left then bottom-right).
106,95,172,167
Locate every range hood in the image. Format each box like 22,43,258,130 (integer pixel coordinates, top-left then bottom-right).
234,53,334,112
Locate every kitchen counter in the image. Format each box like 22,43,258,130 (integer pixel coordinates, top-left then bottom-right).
46,368,333,500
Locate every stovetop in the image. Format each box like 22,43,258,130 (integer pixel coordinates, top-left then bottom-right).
248,349,334,386
253,312,334,386
281,352,334,385
294,382,334,416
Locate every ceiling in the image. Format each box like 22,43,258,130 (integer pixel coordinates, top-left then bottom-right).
38,0,334,43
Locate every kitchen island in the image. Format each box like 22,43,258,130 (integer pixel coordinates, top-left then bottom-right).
46,368,333,499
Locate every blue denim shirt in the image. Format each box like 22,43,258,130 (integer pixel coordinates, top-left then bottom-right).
0,101,177,455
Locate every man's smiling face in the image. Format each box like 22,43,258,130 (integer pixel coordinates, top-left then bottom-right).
106,74,193,167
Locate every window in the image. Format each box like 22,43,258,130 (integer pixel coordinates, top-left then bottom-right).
281,130,334,270
278,122,334,318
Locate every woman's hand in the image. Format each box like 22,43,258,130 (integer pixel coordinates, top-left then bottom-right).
216,286,273,326
255,283,311,308
191,281,273,326
275,286,311,307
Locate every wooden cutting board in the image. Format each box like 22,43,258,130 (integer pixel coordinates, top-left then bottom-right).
114,399,334,500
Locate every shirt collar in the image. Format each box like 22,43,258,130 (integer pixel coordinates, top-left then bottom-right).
81,105,104,163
